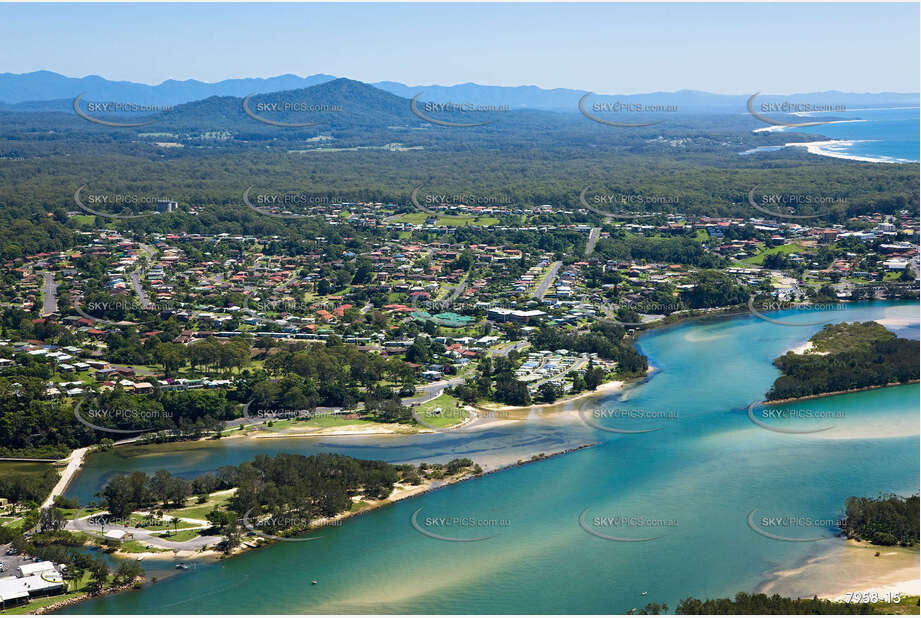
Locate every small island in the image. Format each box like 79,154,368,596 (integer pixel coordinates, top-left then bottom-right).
766,322,919,403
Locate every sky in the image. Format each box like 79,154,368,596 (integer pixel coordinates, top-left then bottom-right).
0,3,918,94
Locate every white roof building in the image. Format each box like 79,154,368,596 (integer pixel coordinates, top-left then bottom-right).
17,562,57,578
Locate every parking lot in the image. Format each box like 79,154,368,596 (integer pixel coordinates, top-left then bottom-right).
0,543,40,576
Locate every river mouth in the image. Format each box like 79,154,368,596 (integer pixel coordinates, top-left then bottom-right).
59,300,920,614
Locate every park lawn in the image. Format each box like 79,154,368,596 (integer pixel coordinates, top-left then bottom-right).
391,212,498,226
119,540,168,554
414,393,468,428
265,416,381,431
155,528,201,543
166,491,234,521
694,229,709,241
69,214,97,226
55,508,81,520
349,500,372,512
2,518,27,533
128,514,198,531
742,243,807,265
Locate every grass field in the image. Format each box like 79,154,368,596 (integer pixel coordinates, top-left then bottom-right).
155,528,201,543
391,212,499,226
165,490,234,521
414,393,469,428
119,540,168,554
128,514,199,531
263,415,381,432
742,243,807,265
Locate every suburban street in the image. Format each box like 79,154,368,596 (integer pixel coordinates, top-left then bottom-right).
130,243,158,310
585,227,600,256
532,261,562,299
40,271,57,316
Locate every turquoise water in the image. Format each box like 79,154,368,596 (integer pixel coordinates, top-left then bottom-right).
60,301,919,614
753,106,919,163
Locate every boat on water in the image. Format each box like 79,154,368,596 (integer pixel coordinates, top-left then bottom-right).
176,563,189,570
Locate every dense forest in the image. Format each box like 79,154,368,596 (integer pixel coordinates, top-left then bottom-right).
766,322,919,401
841,494,919,547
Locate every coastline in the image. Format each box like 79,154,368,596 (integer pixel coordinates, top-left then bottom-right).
473,377,627,415
775,138,915,164
757,538,920,603
55,442,600,613
762,379,920,406
41,298,919,613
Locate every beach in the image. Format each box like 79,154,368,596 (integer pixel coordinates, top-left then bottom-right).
757,538,920,603
474,377,626,415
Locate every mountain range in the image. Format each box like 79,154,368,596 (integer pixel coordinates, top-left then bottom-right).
1,70,917,112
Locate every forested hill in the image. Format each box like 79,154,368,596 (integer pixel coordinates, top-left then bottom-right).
766,321,919,401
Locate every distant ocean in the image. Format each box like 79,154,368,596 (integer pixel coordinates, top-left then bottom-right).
742,105,919,163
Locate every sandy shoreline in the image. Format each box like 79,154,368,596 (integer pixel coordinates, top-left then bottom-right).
758,538,920,602
473,377,627,414
60,442,600,612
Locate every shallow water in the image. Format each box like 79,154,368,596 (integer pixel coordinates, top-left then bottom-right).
60,301,920,614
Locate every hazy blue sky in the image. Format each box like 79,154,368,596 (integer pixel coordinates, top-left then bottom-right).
1,3,918,93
